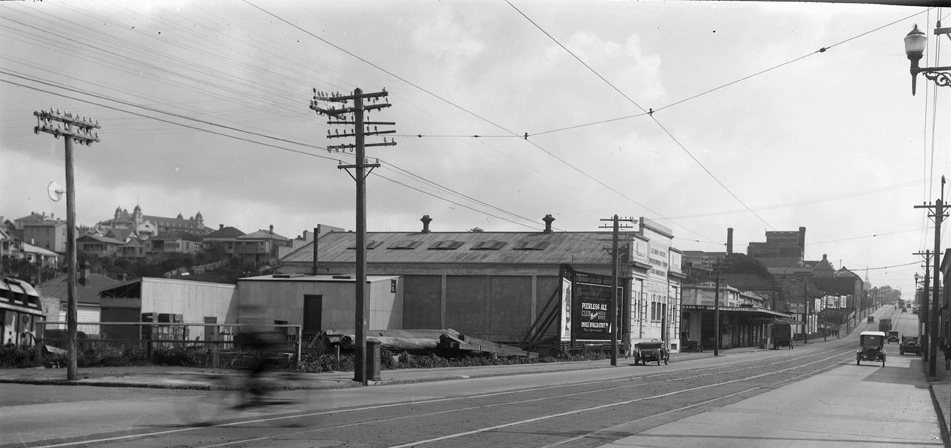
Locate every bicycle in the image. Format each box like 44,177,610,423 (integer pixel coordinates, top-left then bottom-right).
175,358,304,426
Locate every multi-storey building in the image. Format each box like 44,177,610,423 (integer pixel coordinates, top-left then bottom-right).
235,226,289,265
22,220,67,254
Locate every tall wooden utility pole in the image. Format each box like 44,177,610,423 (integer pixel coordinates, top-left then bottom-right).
32,108,100,381
600,215,634,366
916,178,946,377
310,88,395,385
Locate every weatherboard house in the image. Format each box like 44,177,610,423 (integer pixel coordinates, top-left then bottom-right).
272,215,687,352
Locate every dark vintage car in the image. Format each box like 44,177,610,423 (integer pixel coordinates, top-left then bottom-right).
633,340,669,366
887,331,899,343
867,316,874,323
857,331,886,367
900,336,922,355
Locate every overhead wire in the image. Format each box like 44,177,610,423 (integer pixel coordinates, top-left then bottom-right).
242,0,720,245
527,8,931,138
0,74,548,231
506,0,773,231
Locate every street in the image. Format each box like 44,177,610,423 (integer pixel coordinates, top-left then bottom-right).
0,324,941,448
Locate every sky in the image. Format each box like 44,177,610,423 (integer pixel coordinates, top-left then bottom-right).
1,0,948,300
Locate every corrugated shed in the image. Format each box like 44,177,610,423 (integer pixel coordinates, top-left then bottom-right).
282,231,628,265
37,273,121,305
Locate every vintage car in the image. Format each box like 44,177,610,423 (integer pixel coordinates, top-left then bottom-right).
887,331,899,343
867,316,874,323
900,336,922,356
857,331,886,367
633,340,669,366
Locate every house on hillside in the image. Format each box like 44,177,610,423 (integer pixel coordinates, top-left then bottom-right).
77,234,125,258
20,242,59,268
235,226,288,266
150,231,203,255
203,225,245,256
22,220,67,254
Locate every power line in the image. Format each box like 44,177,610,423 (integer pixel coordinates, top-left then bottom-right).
242,0,720,245
506,0,772,230
526,8,931,138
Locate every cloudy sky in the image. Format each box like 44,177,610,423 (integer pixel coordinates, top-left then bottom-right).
1,1,948,298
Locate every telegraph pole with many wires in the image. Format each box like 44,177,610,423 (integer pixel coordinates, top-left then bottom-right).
310,88,395,385
32,107,100,381
600,215,634,366
915,178,946,377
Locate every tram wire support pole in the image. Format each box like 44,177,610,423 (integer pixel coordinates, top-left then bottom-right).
914,250,933,366
32,108,100,381
311,88,395,385
600,215,634,366
714,256,720,357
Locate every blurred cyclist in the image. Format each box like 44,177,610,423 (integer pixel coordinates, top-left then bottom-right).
237,305,284,406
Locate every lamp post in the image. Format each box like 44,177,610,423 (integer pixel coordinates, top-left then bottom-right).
904,23,951,95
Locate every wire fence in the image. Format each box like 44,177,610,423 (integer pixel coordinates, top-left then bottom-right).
35,321,303,368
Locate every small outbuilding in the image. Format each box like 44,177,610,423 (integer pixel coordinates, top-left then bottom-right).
235,274,402,341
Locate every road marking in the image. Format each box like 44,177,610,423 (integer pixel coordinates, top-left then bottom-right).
386,350,852,448
27,347,855,448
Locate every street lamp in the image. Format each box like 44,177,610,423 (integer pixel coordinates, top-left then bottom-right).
904,23,951,96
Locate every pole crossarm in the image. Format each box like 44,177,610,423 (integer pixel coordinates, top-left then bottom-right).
310,87,394,385
32,107,100,382
34,109,101,145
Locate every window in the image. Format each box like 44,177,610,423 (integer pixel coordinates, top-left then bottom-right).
429,241,463,250
513,241,551,251
471,240,506,250
388,240,423,250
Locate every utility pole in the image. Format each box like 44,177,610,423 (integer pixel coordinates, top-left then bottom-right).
599,215,634,366
32,108,100,381
803,279,809,345
310,88,395,385
714,256,721,357
916,180,946,377
914,250,932,365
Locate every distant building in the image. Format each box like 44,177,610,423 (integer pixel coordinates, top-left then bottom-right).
203,225,246,255
95,205,212,239
20,242,59,268
77,234,125,258
150,231,203,255
236,226,289,266
22,220,67,254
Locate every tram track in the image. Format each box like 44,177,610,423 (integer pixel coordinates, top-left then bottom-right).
23,342,864,448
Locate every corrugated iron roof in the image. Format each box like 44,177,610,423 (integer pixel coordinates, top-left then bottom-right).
37,273,121,305
283,231,629,265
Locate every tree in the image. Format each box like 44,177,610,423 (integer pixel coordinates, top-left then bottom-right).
468,227,484,233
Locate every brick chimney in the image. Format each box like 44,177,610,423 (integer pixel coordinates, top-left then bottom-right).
421,215,432,233
543,214,555,233
219,224,224,230
727,228,733,255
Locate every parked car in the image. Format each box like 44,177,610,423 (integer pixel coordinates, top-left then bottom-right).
771,323,794,350
887,331,899,343
633,340,669,366
857,331,886,367
867,316,874,323
900,336,922,356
